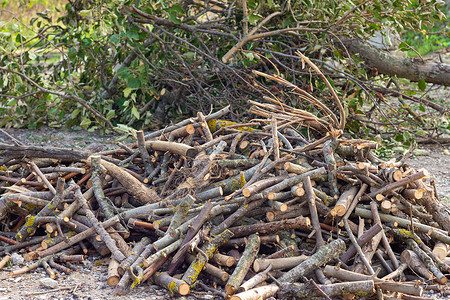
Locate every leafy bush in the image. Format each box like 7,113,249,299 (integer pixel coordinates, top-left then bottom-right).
0,0,448,143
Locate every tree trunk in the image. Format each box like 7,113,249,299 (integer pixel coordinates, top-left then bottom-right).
343,39,450,86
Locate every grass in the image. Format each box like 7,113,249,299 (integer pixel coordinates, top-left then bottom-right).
0,0,66,23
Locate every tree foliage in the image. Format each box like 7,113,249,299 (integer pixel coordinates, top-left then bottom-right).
0,0,448,145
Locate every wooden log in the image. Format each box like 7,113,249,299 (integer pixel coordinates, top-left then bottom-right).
229,216,311,238
226,234,260,297
0,255,11,269
91,156,128,235
290,183,305,197
88,156,161,205
277,280,375,299
432,242,449,260
406,239,447,284
72,184,126,262
366,169,429,199
144,239,182,268
211,199,266,236
340,223,382,264
144,141,197,158
253,255,309,272
182,229,233,286
38,214,120,259
304,176,324,247
416,192,450,234
331,185,359,217
284,162,311,174
166,195,195,237
352,201,384,274
238,264,272,293
167,201,214,275
15,178,66,241
266,245,295,259
266,204,309,222
267,200,287,212
185,254,230,283
267,167,327,194
323,139,340,196
224,235,279,248
279,239,346,283
400,250,433,281
230,284,279,300
152,272,190,296
144,105,230,139
118,236,150,275
323,265,424,296
107,258,120,287
211,252,237,267
402,189,424,200
242,175,288,198
381,263,408,281
354,207,450,245
371,201,400,270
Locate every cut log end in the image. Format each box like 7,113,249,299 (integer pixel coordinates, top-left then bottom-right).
178,283,190,295
107,276,120,287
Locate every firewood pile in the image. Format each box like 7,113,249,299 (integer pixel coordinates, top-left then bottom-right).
1,59,450,299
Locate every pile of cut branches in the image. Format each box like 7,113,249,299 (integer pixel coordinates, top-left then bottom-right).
1,78,450,298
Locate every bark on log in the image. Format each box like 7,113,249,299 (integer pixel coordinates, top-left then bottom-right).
400,250,434,281
87,156,161,205
278,239,346,283
168,201,214,275
185,254,230,283
225,234,260,297
277,280,375,299
355,207,450,245
229,216,311,238
182,229,233,286
107,258,120,287
323,265,424,296
343,39,450,86
144,141,198,158
229,284,279,300
152,272,190,296
253,255,309,272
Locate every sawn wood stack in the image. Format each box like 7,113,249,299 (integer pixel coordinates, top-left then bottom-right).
0,104,449,299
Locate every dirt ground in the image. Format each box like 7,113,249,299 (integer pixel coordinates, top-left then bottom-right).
0,126,449,300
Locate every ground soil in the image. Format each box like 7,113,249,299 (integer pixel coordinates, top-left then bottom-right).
0,126,449,300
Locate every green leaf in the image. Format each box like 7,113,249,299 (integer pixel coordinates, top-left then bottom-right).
398,42,409,51
123,87,133,98
110,34,120,45
246,14,262,25
80,117,91,128
403,131,411,140
7,99,18,106
126,31,139,40
245,52,255,61
127,78,141,89
419,103,425,112
79,10,91,18
416,130,427,136
106,110,116,119
164,5,184,15
71,108,81,119
131,106,140,119
418,79,426,91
